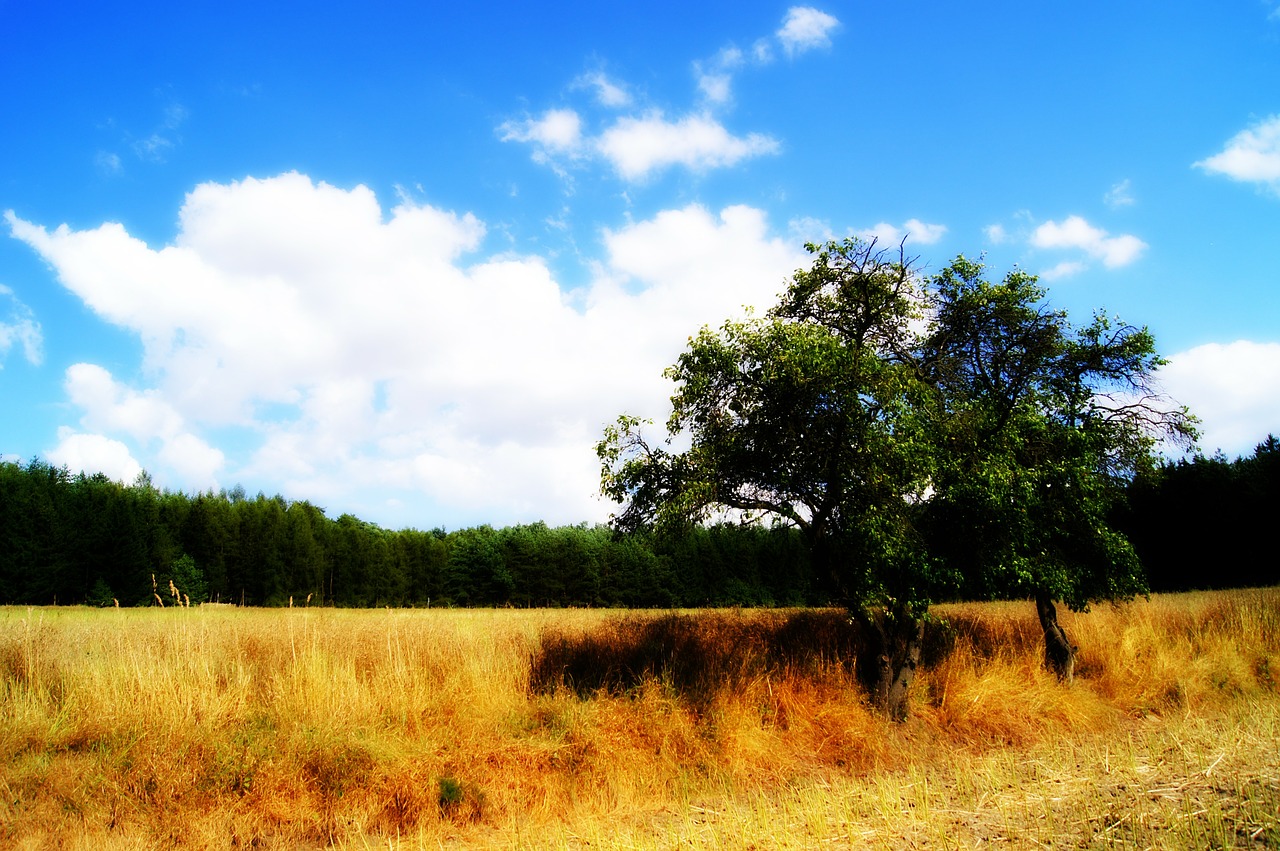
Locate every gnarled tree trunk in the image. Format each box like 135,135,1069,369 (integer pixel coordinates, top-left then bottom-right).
858,609,926,721
1035,591,1076,683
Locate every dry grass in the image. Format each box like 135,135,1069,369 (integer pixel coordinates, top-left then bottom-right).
0,590,1277,849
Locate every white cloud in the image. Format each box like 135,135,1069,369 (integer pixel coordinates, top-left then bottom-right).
1104,178,1135,208
903,218,948,245
500,107,777,182
9,174,807,527
853,219,947,247
498,108,584,155
1162,340,1280,457
855,222,903,245
983,223,1009,244
62,362,226,488
1030,215,1146,268
1195,115,1280,192
777,7,840,56
47,429,143,485
502,9,839,184
596,112,780,180
0,283,42,366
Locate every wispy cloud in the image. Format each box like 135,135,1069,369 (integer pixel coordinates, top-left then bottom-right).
0,282,43,367
695,47,745,106
132,102,188,163
98,101,190,170
572,71,632,108
1104,178,1135,208
94,151,123,175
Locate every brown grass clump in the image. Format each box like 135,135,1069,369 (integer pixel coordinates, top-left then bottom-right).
0,590,1277,848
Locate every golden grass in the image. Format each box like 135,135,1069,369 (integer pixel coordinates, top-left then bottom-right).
0,590,1277,848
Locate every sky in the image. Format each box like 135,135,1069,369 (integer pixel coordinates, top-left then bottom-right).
1,1,1278,531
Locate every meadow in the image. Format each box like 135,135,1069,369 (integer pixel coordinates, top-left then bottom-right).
1,590,1277,849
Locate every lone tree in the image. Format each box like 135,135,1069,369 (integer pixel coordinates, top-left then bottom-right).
598,239,1195,718
599,240,946,720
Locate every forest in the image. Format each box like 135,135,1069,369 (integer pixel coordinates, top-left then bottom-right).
0,434,1275,609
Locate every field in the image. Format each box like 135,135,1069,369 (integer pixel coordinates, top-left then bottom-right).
1,591,1278,849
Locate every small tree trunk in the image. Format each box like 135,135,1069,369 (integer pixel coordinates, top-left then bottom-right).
1035,591,1075,683
861,610,926,721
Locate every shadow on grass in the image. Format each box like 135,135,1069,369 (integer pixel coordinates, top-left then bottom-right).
530,610,871,706
529,607,1049,708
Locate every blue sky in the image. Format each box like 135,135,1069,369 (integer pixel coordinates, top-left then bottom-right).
2,1,1278,530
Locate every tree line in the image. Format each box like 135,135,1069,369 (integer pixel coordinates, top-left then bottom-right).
1122,434,1280,593
1,435,1274,611
0,459,814,608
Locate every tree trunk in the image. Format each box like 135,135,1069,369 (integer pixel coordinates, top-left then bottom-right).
1035,591,1075,682
860,610,926,721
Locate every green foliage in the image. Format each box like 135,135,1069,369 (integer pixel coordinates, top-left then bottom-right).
599,240,1198,623
920,257,1197,612
600,240,941,619
167,554,208,605
86,577,115,607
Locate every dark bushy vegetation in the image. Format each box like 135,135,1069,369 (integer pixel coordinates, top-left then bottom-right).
1119,434,1280,592
0,435,1275,608
0,458,813,607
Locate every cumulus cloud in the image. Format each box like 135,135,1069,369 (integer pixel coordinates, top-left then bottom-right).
1161,340,1280,456
48,429,143,485
0,283,43,366
596,112,780,180
777,7,840,56
854,218,948,247
1194,115,1280,193
61,362,226,486
9,174,807,527
1030,215,1146,271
